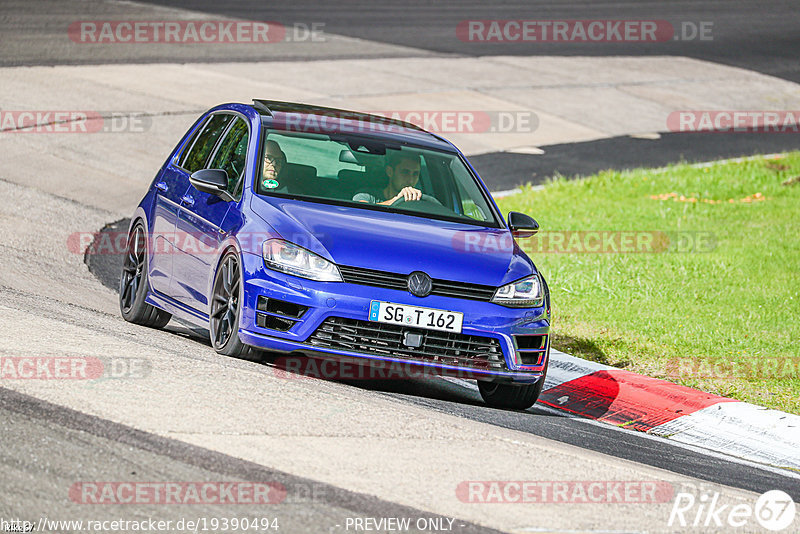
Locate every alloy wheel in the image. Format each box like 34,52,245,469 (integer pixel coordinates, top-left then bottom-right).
210,254,240,349
120,225,145,312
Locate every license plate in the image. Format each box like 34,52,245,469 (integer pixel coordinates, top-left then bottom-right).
368,301,463,333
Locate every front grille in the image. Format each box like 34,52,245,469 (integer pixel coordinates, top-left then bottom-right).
338,265,496,302
307,317,506,370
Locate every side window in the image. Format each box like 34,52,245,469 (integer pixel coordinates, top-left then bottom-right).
181,114,233,173
177,116,208,167
209,117,249,198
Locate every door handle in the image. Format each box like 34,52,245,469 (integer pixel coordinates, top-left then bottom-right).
155,181,168,192
181,194,195,207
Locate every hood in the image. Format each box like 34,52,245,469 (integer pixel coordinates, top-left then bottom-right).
250,195,535,287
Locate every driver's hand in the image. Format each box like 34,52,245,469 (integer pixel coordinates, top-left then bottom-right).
395,187,422,202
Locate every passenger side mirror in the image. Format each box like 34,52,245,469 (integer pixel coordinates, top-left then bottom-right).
190,169,233,201
508,211,539,238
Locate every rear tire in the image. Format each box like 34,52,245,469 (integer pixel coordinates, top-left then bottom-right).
119,222,171,329
209,250,262,362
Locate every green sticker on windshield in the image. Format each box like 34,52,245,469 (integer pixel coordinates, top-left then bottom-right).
262,179,279,189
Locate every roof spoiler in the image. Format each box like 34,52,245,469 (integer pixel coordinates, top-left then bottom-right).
252,99,427,133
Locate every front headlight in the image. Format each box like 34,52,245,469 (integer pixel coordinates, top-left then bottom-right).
492,275,544,307
262,239,342,282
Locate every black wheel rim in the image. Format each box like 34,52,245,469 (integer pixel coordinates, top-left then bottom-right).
211,255,240,349
120,225,145,313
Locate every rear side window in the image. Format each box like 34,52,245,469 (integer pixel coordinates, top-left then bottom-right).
209,117,250,198
181,114,233,173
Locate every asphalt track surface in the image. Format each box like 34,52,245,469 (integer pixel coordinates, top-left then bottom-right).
6,0,800,83
146,0,800,84
3,0,800,185
86,221,800,503
473,131,800,190
0,387,502,534
3,1,800,532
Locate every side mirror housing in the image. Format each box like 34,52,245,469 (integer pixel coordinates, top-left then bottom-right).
507,211,539,238
190,169,233,201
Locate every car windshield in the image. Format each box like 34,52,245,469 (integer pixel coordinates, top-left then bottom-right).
256,128,499,227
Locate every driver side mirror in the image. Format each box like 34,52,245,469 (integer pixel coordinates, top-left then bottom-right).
508,211,539,238
190,169,233,201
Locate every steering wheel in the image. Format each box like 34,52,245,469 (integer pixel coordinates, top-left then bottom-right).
391,194,442,206
391,194,460,217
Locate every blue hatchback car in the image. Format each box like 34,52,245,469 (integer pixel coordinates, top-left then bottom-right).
120,100,551,409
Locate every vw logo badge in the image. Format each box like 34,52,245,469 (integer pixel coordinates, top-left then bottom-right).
407,271,432,297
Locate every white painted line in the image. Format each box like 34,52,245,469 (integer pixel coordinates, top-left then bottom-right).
534,403,800,480
491,152,790,196
491,188,523,198
443,369,800,479
441,375,479,392
543,349,611,390
650,152,788,174
506,146,546,155
442,350,606,392
491,185,544,198
649,402,800,471
629,132,661,140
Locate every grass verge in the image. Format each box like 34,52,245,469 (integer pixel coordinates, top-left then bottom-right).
495,153,800,414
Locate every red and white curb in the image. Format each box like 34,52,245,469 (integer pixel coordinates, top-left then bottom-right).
448,349,800,472
541,350,800,471
540,350,736,432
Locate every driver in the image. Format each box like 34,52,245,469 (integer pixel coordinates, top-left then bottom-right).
353,152,422,205
262,140,286,182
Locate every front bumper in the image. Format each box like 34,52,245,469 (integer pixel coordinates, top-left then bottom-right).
238,252,550,383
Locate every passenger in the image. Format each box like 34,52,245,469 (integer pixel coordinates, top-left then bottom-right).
353,152,422,205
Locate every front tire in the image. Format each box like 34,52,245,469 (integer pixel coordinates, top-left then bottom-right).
210,250,261,362
119,222,171,328
477,379,546,410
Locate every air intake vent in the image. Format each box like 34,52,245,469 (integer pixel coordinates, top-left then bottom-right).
515,334,548,366
307,316,506,370
257,314,296,332
257,296,307,318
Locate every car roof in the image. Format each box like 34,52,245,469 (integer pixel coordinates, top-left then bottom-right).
250,99,457,152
